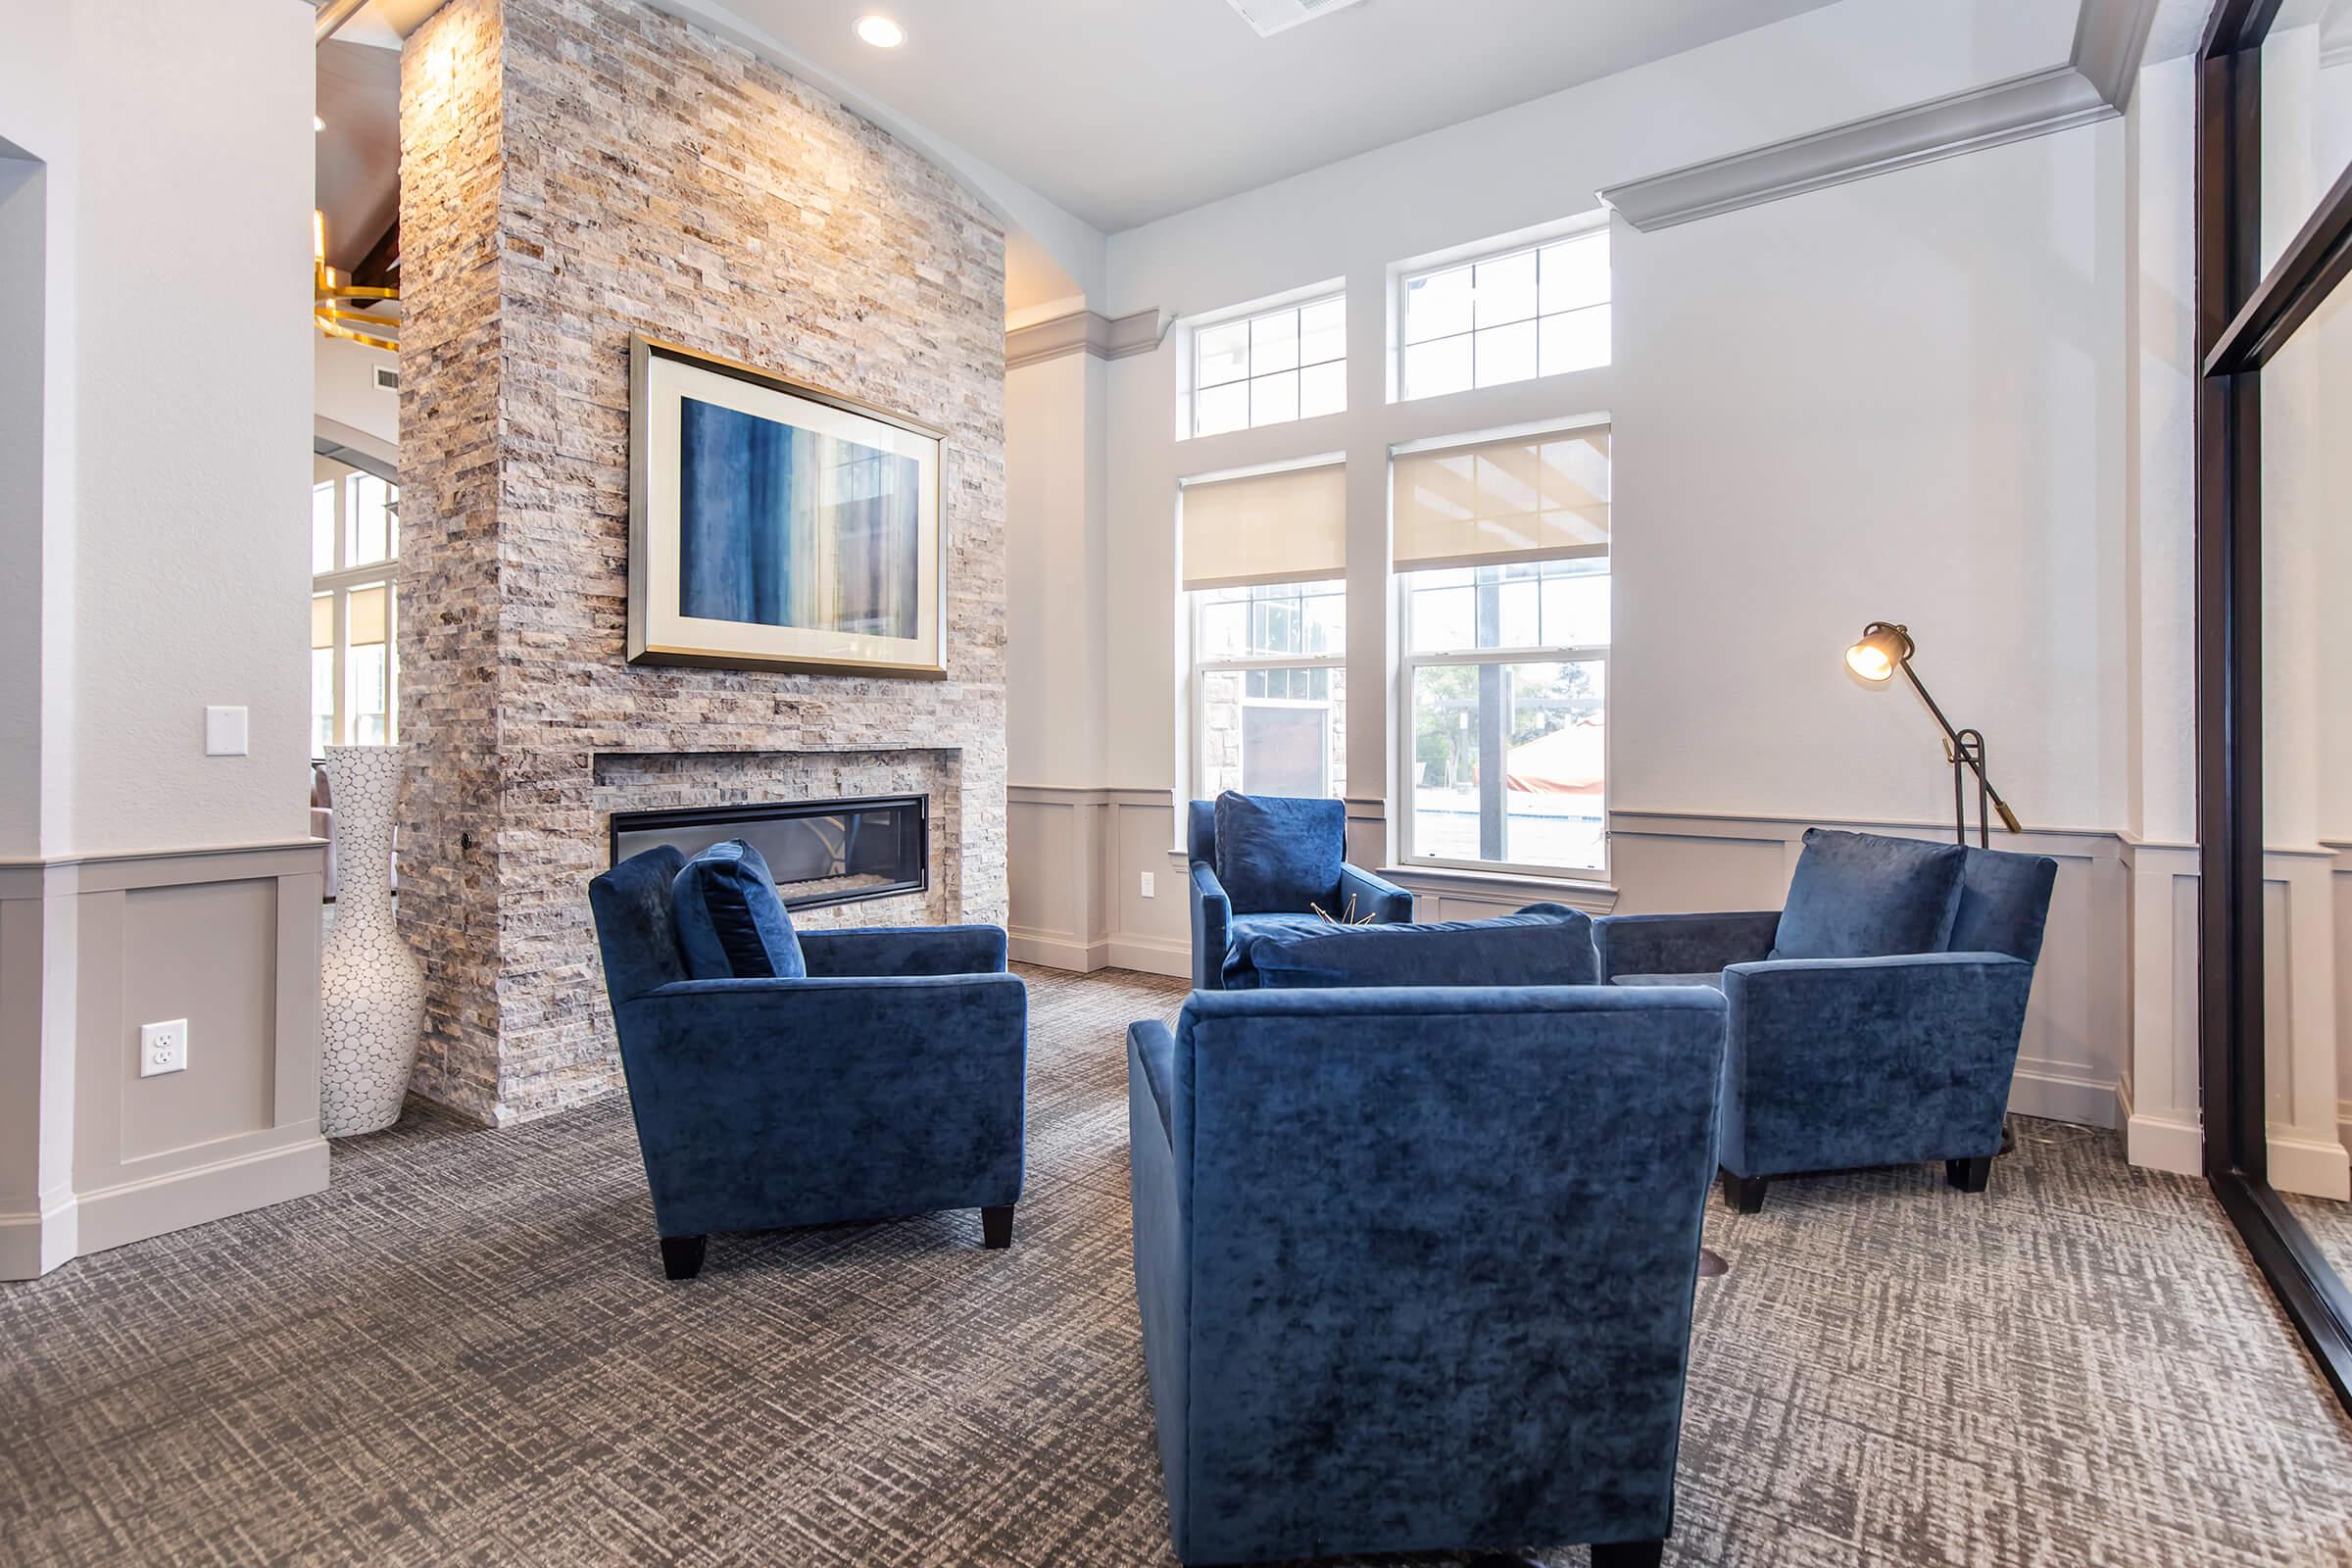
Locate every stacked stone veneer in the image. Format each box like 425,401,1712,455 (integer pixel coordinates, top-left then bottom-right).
397,0,1007,1124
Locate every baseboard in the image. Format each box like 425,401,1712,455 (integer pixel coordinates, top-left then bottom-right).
2269,1131,2352,1201
2116,1074,2202,1174
1104,934,1190,980
2011,1055,2119,1130
1008,929,1111,973
0,1192,80,1282
73,1135,330,1259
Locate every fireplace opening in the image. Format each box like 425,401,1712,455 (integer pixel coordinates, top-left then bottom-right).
609,794,928,911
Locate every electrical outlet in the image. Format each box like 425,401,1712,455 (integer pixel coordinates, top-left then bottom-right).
1140,871,1156,899
140,1019,189,1078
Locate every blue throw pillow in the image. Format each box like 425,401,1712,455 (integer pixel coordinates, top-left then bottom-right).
1771,828,1966,960
1250,903,1599,989
1212,792,1346,915
670,840,807,980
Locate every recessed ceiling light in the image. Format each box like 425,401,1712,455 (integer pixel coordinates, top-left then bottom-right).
855,14,905,48
314,115,326,132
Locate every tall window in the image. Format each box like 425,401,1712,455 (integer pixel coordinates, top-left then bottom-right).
1395,424,1609,874
1182,462,1348,799
311,459,399,754
1191,293,1346,437
1398,227,1610,400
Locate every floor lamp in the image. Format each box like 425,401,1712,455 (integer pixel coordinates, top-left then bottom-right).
1845,622,2023,848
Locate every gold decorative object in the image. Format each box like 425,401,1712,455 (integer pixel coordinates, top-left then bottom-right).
314,210,398,353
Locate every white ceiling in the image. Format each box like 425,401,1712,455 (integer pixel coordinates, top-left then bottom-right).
316,39,401,273
735,0,1851,233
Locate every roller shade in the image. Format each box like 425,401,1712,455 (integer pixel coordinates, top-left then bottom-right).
1392,425,1609,573
1181,461,1347,591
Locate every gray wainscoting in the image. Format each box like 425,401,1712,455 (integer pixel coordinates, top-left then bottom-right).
0,840,327,1280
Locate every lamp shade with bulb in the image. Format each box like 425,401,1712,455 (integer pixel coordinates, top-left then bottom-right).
1844,622,1914,683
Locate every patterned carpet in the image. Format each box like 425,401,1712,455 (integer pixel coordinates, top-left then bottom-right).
2282,1192,2352,1284
8,964,2352,1567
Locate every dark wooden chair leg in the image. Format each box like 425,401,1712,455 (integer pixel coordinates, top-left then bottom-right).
659,1234,707,1281
981,1204,1014,1250
1720,1169,1768,1214
1946,1155,1992,1193
1592,1541,1666,1567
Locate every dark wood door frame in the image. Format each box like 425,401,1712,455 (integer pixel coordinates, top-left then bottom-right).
2194,0,2352,1412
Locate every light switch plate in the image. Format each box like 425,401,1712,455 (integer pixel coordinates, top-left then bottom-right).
205,706,249,757
140,1019,189,1078
1140,871,1156,899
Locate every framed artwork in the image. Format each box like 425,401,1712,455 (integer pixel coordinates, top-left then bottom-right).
626,334,947,677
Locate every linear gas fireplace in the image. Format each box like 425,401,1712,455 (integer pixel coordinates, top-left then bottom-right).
609,794,929,911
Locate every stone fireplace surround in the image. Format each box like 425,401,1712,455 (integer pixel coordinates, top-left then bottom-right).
395,0,1008,1128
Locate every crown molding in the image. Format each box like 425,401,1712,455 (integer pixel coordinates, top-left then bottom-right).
1004,307,1162,370
1600,0,2158,233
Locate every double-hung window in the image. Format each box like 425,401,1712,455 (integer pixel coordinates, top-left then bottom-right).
312,458,400,754
1190,294,1347,437
1182,462,1348,799
1395,423,1610,874
1398,226,1609,400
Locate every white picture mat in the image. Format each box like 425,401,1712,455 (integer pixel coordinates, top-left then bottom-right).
639,351,943,670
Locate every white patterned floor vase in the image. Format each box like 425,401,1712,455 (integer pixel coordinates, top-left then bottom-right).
320,744,425,1137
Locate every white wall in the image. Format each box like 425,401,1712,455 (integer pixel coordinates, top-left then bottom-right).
316,334,399,451
0,151,47,860
1091,0,2131,828
0,0,316,860
0,0,326,1279
1005,351,1106,787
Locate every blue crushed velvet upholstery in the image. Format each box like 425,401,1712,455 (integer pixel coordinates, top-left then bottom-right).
1211,792,1346,915
587,848,1027,1245
1127,985,1726,1566
1187,798,1413,990
1719,952,2034,1176
1219,912,1333,990
1770,827,1966,960
670,839,806,979
1594,836,2058,1189
1246,902,1599,990
1614,971,1723,990
1594,909,1779,981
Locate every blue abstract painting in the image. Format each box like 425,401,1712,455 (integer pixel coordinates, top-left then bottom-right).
676,396,922,638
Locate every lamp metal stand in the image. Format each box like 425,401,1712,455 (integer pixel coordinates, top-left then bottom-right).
1893,655,2021,848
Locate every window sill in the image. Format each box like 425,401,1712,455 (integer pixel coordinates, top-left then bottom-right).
1381,861,1617,912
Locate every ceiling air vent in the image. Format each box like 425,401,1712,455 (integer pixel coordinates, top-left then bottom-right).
1226,0,1368,38
373,366,398,391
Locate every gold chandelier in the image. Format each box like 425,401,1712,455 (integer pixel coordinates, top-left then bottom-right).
314,210,398,353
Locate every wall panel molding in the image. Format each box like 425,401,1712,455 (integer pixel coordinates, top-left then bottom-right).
0,841,326,1279
1600,0,2159,232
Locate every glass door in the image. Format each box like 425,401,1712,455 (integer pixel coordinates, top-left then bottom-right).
2196,0,2352,1409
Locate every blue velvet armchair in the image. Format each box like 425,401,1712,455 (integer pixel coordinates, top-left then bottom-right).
1187,795,1412,990
1127,984,1728,1567
587,846,1027,1280
1595,832,2057,1213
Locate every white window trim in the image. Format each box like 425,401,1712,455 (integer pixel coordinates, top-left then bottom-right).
1393,596,1611,883
1179,280,1348,441
311,468,400,757
1392,214,1612,405
1189,590,1347,803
